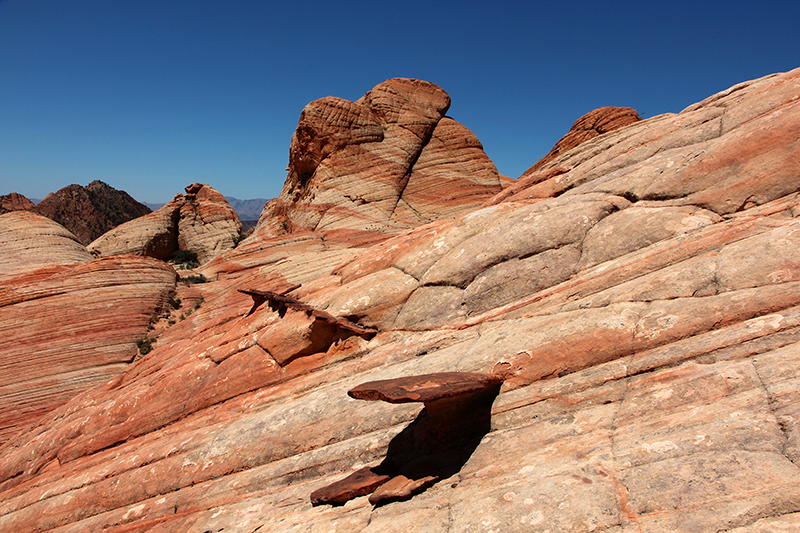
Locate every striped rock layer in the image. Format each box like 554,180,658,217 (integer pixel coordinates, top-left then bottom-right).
1,70,800,532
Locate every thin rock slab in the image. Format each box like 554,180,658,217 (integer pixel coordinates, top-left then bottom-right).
310,466,391,506
368,473,440,505
348,372,504,404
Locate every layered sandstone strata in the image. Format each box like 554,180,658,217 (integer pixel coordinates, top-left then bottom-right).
89,183,242,264
257,78,504,244
1,69,800,532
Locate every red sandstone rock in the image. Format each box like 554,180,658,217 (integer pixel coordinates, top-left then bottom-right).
522,106,641,176
310,466,391,506
1,69,800,532
89,183,242,264
0,192,35,213
368,472,439,505
348,372,504,404
258,78,502,242
0,255,176,444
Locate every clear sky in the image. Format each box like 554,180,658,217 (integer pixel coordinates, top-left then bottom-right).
1,0,798,203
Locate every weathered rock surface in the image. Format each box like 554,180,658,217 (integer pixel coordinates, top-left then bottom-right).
258,78,503,244
0,251,177,445
89,183,242,264
0,192,35,214
522,105,642,176
178,183,244,263
2,68,800,532
33,180,152,244
0,211,93,281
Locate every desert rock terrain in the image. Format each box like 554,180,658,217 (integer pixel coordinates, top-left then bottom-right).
89,182,243,264
1,69,800,532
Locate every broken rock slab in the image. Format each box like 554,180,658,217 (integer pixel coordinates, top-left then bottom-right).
348,372,505,404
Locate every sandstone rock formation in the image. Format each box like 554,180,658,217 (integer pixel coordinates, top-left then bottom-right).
0,211,178,444
89,183,243,264
0,192,35,214
0,211,93,281
257,78,503,244
33,180,152,244
2,68,800,532
522,105,641,176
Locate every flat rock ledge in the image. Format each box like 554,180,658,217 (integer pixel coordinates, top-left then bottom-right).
348,372,505,403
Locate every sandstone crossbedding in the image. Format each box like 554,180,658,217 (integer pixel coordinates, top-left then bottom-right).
0,211,93,281
89,183,243,264
257,78,503,245
1,70,800,532
0,213,178,444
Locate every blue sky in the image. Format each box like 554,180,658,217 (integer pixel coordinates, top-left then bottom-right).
1,0,798,203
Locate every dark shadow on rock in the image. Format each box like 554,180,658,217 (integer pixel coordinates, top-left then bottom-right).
310,376,501,506
380,384,500,479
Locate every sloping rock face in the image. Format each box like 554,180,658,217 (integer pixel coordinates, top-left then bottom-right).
178,183,244,264
258,78,503,244
0,192,35,214
0,213,178,444
34,180,152,244
0,211,93,281
2,69,800,532
522,105,641,176
89,183,243,264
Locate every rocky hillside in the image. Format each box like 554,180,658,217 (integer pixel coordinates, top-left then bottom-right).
1,70,800,532
0,192,35,214
34,180,152,244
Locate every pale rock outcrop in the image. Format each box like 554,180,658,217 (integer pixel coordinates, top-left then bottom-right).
178,183,243,263
258,78,503,244
89,183,242,264
2,69,800,532
88,198,180,260
0,211,93,281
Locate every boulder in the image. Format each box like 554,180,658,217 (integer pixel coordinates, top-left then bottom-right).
2,68,800,533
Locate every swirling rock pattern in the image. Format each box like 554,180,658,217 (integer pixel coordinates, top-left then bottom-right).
2,68,800,532
89,183,242,264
